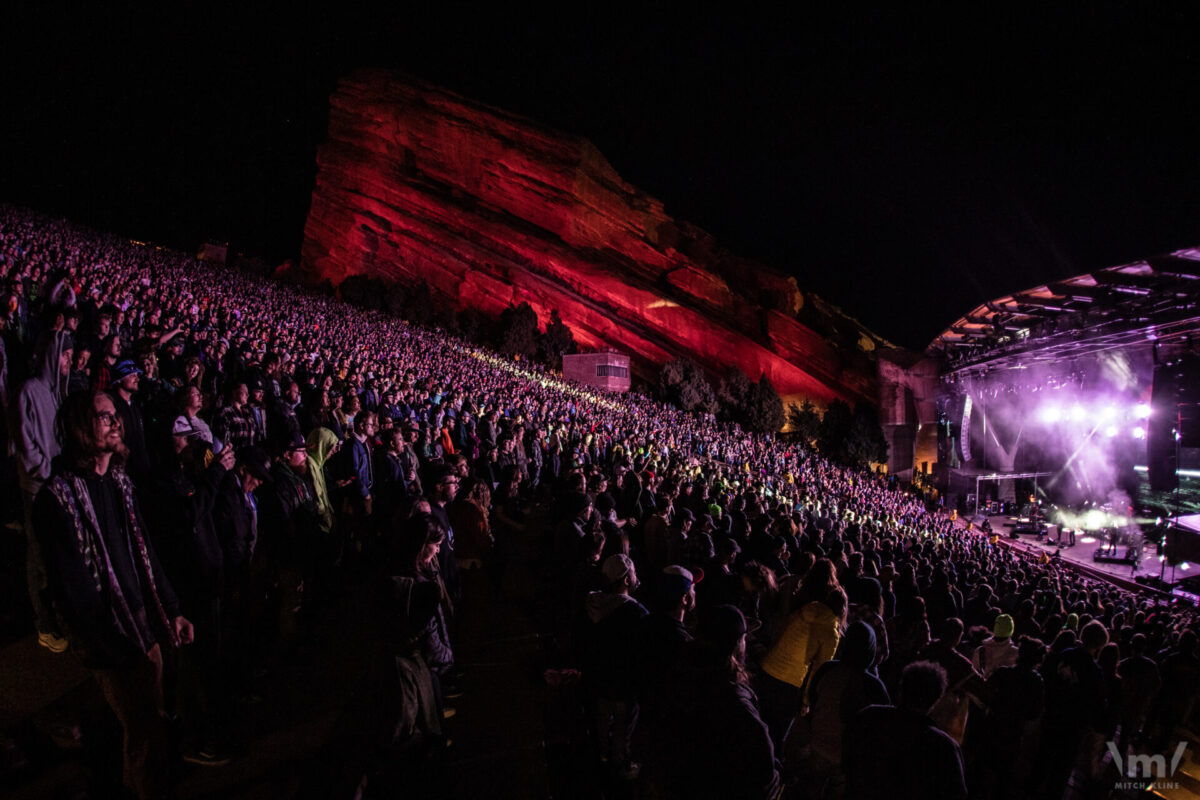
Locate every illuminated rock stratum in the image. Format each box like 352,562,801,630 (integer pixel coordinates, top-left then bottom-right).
300,69,894,405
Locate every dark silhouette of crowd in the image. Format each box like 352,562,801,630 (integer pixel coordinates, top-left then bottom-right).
1,204,1197,799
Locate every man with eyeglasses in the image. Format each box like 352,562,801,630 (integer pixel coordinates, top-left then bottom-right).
425,463,462,614
34,390,194,799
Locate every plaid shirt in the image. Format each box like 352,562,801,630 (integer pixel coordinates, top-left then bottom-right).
214,403,255,452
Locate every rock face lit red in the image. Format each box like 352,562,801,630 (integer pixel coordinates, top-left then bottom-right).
299,69,890,406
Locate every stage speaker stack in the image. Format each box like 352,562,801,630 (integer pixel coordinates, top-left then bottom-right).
1178,353,1200,447
1148,354,1199,492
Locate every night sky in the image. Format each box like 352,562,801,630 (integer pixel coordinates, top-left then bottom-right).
3,5,1199,350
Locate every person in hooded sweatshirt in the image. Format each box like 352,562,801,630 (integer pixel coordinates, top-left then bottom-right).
16,328,72,651
583,553,648,780
802,621,890,782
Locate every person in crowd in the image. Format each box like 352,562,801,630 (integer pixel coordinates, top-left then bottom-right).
246,377,269,446
154,418,236,766
34,390,194,799
637,565,697,721
267,378,303,453
1035,619,1110,799
669,604,781,800
971,612,1019,679
67,342,91,394
16,329,73,651
108,362,152,489
391,513,456,714
800,620,890,788
337,409,378,553
214,381,255,453
91,333,120,391
584,554,647,780
259,431,320,648
1148,629,1199,751
758,568,847,749
424,463,462,614
374,424,414,525
214,445,273,703
174,384,215,448
1115,632,1159,749
975,636,1047,800
843,660,967,800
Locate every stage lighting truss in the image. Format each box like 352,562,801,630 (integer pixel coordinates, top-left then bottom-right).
931,253,1200,379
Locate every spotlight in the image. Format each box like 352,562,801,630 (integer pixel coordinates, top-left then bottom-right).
1134,403,1152,419
1133,426,1147,439
1070,404,1086,422
1041,406,1062,423
1100,406,1117,420
1104,425,1119,437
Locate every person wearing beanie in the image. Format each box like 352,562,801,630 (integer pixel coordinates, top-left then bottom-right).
971,613,1019,679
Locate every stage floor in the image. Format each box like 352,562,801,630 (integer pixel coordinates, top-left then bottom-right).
980,514,1198,599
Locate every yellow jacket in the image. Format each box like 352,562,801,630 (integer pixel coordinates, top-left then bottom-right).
761,600,842,695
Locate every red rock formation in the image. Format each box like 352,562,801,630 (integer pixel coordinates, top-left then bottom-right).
300,69,896,407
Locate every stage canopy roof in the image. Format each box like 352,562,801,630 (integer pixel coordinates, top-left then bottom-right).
929,250,1200,378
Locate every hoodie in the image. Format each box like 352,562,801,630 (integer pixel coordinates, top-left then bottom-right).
583,590,647,699
808,622,890,764
306,426,339,534
17,330,70,494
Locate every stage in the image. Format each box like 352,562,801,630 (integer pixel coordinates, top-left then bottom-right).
976,513,1199,601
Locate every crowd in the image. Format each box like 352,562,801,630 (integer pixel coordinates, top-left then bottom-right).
1,203,1197,799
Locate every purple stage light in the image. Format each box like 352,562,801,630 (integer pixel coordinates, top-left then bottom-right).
1104,425,1119,437
1133,426,1147,439
1041,405,1063,423
1134,403,1152,419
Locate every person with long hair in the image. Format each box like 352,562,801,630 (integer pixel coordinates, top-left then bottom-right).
668,605,781,799
386,513,455,714
757,559,848,750
34,390,194,799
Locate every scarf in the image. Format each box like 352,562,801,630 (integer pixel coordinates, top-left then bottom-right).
47,469,179,653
